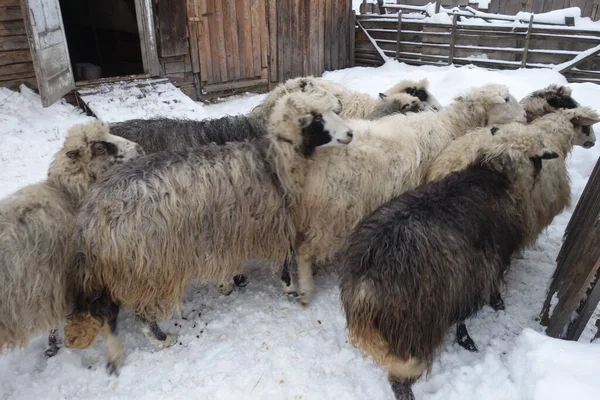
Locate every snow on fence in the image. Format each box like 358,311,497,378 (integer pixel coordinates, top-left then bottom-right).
540,157,600,342
355,11,600,83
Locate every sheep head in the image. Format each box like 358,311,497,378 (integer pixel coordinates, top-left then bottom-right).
48,120,145,200
269,87,354,155
520,84,580,122
457,84,527,126
370,93,426,118
561,106,600,149
384,78,442,111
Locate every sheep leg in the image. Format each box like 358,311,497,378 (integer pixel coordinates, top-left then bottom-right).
389,380,415,400
140,319,177,348
296,250,315,306
44,328,60,358
456,322,478,352
103,301,125,376
489,290,505,311
281,247,299,297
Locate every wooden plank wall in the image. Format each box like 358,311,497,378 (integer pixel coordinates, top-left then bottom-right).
0,0,35,89
190,0,269,91
275,0,353,82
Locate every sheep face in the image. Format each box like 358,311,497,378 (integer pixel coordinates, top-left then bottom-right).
384,78,443,111
570,113,599,149
48,121,145,193
484,88,527,125
271,89,354,155
375,93,427,116
520,85,579,122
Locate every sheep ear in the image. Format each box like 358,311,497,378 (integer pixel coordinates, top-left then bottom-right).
537,149,559,160
298,114,313,128
66,150,80,159
379,93,387,100
571,115,600,127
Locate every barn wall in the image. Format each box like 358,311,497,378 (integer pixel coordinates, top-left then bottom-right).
0,0,36,90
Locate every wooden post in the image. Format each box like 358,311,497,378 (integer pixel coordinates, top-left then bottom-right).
435,0,442,14
448,11,458,65
377,0,385,15
521,14,534,68
362,0,367,14
396,11,402,61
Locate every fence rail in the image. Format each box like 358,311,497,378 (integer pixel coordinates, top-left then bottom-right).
354,12,600,83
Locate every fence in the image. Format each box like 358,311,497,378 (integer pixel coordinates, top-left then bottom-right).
355,11,600,83
540,157,600,341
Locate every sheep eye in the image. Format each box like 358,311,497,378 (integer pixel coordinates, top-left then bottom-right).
92,142,107,155
313,114,323,122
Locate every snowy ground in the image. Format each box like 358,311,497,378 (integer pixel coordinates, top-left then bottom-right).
1,61,600,400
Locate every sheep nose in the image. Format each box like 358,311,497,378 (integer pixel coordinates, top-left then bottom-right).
347,131,353,138
583,141,595,148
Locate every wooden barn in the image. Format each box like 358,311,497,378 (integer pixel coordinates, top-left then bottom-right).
0,0,355,107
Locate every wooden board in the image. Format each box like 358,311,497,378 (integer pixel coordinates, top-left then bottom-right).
0,5,21,21
134,0,160,76
0,48,30,65
0,20,26,35
157,0,187,57
19,0,75,107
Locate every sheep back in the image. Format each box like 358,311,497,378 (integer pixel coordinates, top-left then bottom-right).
76,140,295,321
338,158,525,371
0,183,77,349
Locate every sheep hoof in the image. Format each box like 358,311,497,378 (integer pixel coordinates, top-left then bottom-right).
218,283,234,296
151,334,177,349
489,292,505,311
390,380,415,400
106,361,121,376
286,291,299,299
233,274,249,288
456,324,478,353
298,292,312,307
44,346,60,358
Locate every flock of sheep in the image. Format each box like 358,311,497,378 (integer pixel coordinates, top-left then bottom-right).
0,75,597,399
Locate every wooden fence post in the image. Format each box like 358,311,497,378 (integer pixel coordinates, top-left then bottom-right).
362,0,367,14
396,11,402,61
435,0,442,14
521,14,534,68
448,11,458,65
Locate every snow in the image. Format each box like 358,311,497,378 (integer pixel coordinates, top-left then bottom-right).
1,61,600,399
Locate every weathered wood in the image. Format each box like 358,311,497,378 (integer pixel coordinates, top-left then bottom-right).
0,5,21,21
324,0,332,71
0,19,24,36
0,0,21,6
187,1,201,75
223,0,240,80
448,12,458,65
134,0,161,76
0,48,29,65
309,0,319,76
396,11,402,60
19,0,75,107
197,0,212,83
350,10,356,68
251,0,262,77
202,77,268,92
521,14,534,67
0,60,31,76
0,35,27,51
157,0,187,57
268,0,277,84
541,156,600,339
239,0,254,78
567,267,600,340
557,43,600,73
214,0,228,82
259,0,269,70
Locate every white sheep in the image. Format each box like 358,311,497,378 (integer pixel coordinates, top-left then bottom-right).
251,76,442,122
0,121,144,356
289,83,527,304
62,88,354,374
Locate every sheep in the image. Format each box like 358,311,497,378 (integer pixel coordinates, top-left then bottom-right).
336,131,560,400
520,84,581,123
251,76,442,122
110,79,431,296
61,87,354,374
423,106,599,352
0,121,144,357
287,83,527,305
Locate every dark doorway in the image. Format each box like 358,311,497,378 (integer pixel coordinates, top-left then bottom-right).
58,0,145,81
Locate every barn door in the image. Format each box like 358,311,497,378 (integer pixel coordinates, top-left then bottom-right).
19,0,75,107
194,0,269,86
